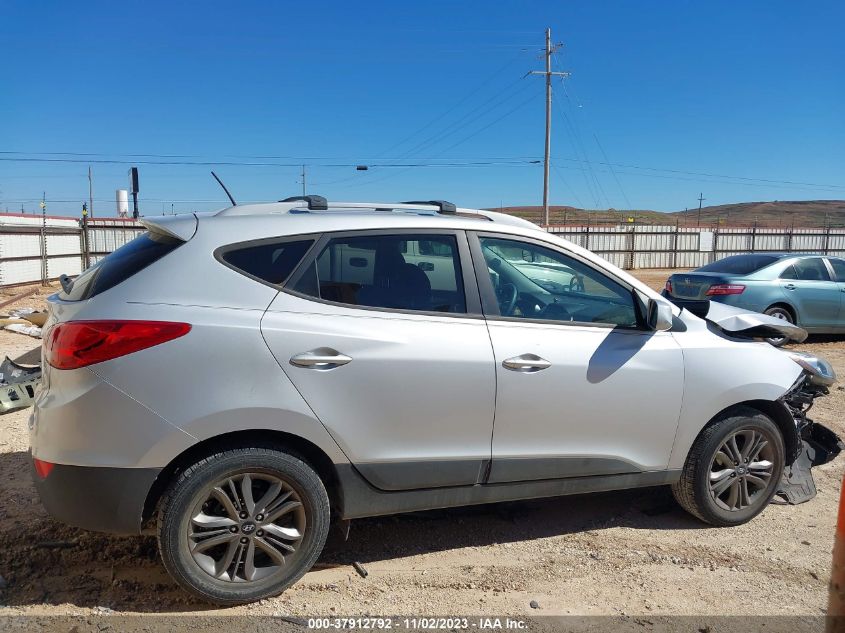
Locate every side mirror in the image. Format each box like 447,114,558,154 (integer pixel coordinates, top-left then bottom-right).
647,299,673,331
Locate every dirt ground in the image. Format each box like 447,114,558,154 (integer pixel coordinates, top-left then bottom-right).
1,273,844,621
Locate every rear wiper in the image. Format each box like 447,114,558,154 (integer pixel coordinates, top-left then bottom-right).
59,274,74,294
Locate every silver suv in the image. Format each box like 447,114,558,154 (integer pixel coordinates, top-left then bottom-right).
31,197,842,604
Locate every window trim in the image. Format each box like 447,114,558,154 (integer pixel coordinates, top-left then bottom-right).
213,232,322,290
282,228,484,318
467,230,648,331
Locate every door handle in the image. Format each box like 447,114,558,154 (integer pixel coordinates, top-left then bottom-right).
290,348,352,370
502,354,551,373
784,283,796,291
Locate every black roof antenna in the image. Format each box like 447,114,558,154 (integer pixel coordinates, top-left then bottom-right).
211,171,237,206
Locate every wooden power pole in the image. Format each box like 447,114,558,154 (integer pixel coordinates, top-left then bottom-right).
529,28,570,226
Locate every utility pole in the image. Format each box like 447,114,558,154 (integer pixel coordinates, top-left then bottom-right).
88,165,94,218
697,193,706,226
300,165,307,196
529,28,570,226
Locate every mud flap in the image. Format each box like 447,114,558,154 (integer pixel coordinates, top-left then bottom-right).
777,423,844,505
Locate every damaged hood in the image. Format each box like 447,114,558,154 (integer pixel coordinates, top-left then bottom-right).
704,301,808,342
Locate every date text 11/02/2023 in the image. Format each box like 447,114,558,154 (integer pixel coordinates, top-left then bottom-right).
306,617,529,630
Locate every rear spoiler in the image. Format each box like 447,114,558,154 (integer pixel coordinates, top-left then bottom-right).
139,214,198,241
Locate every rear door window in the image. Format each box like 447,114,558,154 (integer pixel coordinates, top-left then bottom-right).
780,258,831,282
289,233,467,314
60,231,183,301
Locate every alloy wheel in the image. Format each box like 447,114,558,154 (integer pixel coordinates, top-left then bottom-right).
187,472,306,583
708,428,775,512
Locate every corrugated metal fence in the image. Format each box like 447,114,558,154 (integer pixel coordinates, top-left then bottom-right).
3,214,845,287
548,224,845,270
0,214,144,286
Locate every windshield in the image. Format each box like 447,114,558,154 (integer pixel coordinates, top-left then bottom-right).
697,254,780,275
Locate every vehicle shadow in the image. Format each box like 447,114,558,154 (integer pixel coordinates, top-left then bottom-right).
0,449,703,613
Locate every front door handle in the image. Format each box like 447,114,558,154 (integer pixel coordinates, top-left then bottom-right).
502,354,551,373
290,348,352,370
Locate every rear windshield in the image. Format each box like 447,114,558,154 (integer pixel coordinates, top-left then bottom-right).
697,254,780,275
60,231,183,301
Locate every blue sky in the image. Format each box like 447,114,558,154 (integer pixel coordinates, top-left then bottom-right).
2,1,844,216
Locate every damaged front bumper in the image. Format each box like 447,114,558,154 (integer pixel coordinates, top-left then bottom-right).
777,374,845,504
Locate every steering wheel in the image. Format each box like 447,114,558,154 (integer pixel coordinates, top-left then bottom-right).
569,275,585,293
497,282,518,316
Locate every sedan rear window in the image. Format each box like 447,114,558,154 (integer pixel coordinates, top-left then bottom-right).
697,254,780,275
60,231,183,301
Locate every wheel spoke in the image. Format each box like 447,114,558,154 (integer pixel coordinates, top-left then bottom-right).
745,474,770,489
241,474,255,515
727,436,742,464
264,500,302,525
226,478,242,512
243,539,257,581
192,512,236,529
255,536,290,563
740,477,751,507
264,490,294,515
713,450,733,469
749,459,773,472
192,531,237,553
215,539,240,578
211,486,239,519
254,480,284,515
725,480,740,510
712,474,736,496
739,431,757,461
263,522,302,543
710,468,733,483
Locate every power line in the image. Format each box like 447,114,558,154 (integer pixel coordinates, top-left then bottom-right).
3,150,845,190
374,49,529,158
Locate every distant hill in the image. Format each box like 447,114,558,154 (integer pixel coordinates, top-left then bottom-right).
495,200,845,228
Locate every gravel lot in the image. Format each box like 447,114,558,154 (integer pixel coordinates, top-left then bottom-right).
0,272,843,620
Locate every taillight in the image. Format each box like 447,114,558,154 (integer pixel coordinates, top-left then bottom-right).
33,458,55,479
45,320,191,370
706,284,746,296
665,280,673,295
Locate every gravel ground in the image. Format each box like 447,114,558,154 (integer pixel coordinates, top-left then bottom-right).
0,273,843,621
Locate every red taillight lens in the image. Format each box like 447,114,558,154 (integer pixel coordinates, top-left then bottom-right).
33,458,55,479
665,280,673,294
45,320,191,370
706,284,746,296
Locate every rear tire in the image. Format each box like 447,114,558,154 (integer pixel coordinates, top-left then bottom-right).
157,447,330,605
763,306,794,347
672,407,785,527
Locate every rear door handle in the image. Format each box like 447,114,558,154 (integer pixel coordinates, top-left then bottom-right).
784,283,796,291
290,348,352,370
502,354,551,373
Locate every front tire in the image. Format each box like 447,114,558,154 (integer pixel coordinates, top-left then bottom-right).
763,306,795,347
672,407,785,526
157,447,330,605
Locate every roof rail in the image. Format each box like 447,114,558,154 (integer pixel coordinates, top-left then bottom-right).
279,195,328,210
401,200,457,215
